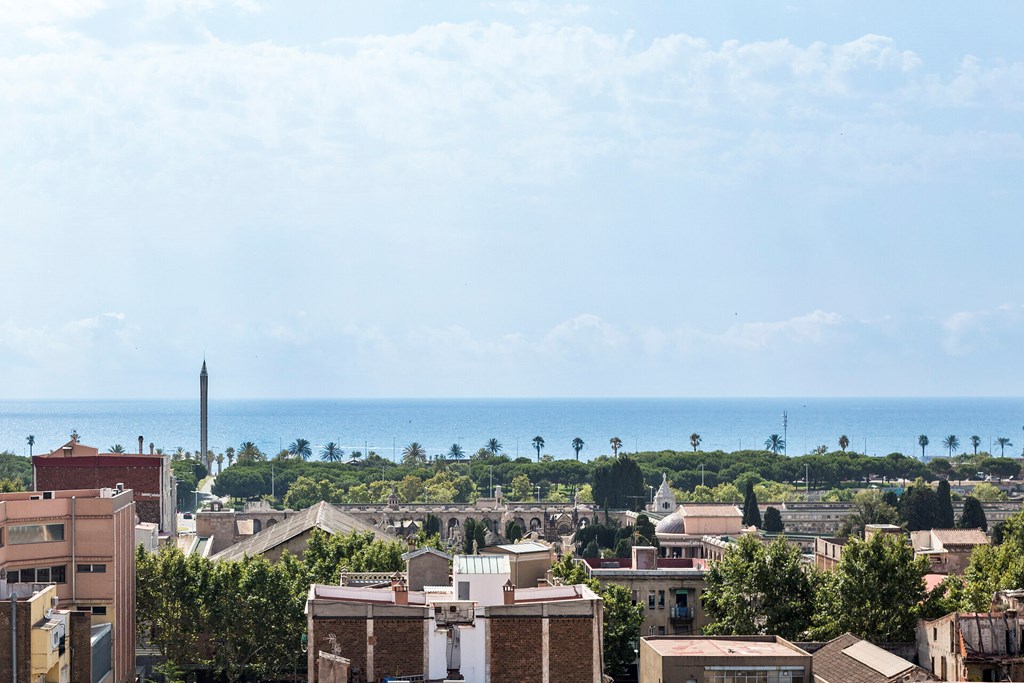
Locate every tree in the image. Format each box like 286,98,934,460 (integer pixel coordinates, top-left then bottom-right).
942,435,960,457
971,482,1007,502
505,521,523,543
531,436,545,461
509,474,533,501
319,442,343,462
742,480,761,528
900,479,937,531
918,434,929,458
635,513,658,546
592,456,646,510
995,437,1013,456
690,433,702,452
835,489,899,538
702,536,815,640
810,531,930,642
448,443,464,461
402,442,426,465
283,476,341,509
961,511,1024,609
763,506,784,533
110,444,125,453
959,495,988,531
764,434,785,454
970,435,981,455
238,442,263,463
609,436,622,457
485,438,502,455
26,435,34,457
582,539,600,558
602,583,645,678
215,452,224,475
935,479,955,528
838,435,849,452
572,437,584,460
287,438,312,460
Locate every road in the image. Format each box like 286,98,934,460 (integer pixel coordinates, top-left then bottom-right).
177,475,219,534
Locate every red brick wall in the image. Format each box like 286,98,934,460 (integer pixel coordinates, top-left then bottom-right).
35,456,162,525
373,618,425,680
0,602,33,682
311,618,369,682
71,611,93,683
490,618,543,683
549,617,595,682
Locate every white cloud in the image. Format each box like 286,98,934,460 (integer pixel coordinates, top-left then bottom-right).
941,304,1024,356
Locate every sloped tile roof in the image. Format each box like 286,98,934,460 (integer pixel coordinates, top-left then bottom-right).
812,633,920,683
932,528,990,546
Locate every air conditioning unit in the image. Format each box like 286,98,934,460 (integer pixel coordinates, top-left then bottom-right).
30,494,42,500
42,491,54,500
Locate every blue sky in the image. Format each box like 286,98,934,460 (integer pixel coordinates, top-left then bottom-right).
1,1,1023,399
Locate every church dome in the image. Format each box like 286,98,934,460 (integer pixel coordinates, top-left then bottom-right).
654,509,685,535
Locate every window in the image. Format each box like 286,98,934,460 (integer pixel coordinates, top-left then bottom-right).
9,523,64,544
91,606,107,616
77,564,107,573
631,590,639,604
648,591,656,609
658,590,665,608
933,627,938,640
657,626,666,635
7,565,66,584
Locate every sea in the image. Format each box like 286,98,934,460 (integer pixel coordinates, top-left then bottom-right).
1,398,1023,461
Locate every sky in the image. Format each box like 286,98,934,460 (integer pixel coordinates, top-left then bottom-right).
1,1,1023,399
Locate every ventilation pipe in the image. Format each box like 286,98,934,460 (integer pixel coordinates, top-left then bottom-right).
10,591,17,683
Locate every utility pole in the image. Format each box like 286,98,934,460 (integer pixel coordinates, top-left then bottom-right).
700,463,705,487
805,463,809,496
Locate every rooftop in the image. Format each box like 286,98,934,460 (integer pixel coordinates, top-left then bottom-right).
931,528,990,546
486,541,551,555
812,633,917,683
453,554,510,574
680,504,743,518
643,636,806,659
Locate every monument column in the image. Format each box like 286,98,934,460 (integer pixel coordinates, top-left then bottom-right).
200,360,208,464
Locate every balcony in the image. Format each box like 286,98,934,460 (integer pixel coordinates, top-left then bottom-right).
670,606,692,621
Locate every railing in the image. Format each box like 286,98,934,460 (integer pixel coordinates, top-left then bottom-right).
339,571,401,587
670,606,691,620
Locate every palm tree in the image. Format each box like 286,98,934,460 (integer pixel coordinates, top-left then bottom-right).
225,446,235,466
690,433,701,452
320,442,344,462
448,444,465,460
942,435,960,457
996,437,1013,457
918,435,929,459
485,438,503,455
572,437,584,460
403,442,427,465
174,447,185,461
838,435,849,452
215,452,224,475
288,438,312,460
764,434,785,454
109,444,125,453
238,441,262,462
970,435,981,455
532,436,545,462
26,435,34,457
609,436,622,457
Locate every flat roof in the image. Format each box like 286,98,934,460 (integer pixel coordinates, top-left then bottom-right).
644,638,805,659
454,554,510,574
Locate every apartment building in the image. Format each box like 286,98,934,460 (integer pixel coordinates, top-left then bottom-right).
639,635,812,683
0,487,136,683
911,528,989,575
34,436,175,533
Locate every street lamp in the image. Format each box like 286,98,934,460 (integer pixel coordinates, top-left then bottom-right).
535,485,541,503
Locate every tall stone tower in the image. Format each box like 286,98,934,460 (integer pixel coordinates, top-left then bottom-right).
200,360,208,463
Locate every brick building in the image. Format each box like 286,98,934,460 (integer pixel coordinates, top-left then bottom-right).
306,553,603,682
911,528,990,575
34,436,175,533
0,487,137,683
917,611,1024,681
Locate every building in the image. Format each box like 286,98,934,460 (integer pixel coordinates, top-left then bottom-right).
580,545,708,637
0,583,101,683
401,546,451,591
639,635,813,683
207,500,388,562
917,611,1024,681
814,537,848,571
34,435,175,534
651,473,677,513
0,487,136,683
655,504,744,558
306,552,603,682
481,540,554,588
812,633,935,683
911,528,989,575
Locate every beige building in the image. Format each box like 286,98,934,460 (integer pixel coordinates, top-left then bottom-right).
639,635,812,683
0,487,136,683
581,546,708,637
911,528,989,575
656,504,744,558
918,611,1024,681
481,540,553,588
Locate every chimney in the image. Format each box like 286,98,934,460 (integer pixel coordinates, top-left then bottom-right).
392,577,408,606
503,580,515,605
138,436,144,454
149,443,155,455
632,545,657,570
